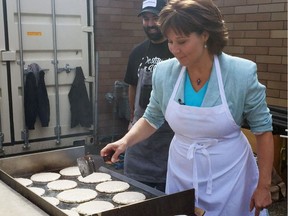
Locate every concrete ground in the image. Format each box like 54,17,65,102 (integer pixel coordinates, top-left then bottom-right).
268,198,287,216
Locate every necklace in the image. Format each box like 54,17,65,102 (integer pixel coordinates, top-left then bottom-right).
197,79,201,85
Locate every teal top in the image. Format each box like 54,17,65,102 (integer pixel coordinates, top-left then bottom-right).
184,72,209,107
143,52,273,133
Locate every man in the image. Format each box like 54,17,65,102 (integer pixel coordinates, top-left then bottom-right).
123,0,174,192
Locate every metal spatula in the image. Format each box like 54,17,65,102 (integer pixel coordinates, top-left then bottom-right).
77,154,106,177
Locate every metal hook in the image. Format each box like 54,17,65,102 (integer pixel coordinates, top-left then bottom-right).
58,64,76,73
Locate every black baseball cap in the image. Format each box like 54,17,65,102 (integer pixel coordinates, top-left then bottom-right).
138,0,167,17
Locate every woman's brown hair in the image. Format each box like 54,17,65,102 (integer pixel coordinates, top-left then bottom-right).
158,0,228,55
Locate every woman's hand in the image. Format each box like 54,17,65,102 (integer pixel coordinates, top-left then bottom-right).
250,185,272,216
251,131,274,216
100,139,128,163
100,118,157,163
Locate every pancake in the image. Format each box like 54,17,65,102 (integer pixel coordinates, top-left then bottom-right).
76,200,114,215
47,179,77,191
57,188,97,203
61,209,80,216
30,172,61,183
15,177,33,186
112,191,146,204
59,166,81,177
95,180,130,193
28,187,45,196
42,196,60,206
77,172,112,184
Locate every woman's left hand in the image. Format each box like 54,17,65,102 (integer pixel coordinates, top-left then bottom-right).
251,132,274,216
250,185,272,216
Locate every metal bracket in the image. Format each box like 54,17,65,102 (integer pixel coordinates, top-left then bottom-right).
280,129,287,173
21,129,30,149
58,64,76,73
82,26,93,33
17,60,25,65
54,125,61,145
0,133,4,154
0,50,17,62
85,76,94,83
51,60,59,65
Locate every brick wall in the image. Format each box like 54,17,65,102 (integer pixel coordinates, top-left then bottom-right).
94,0,287,139
215,0,287,107
94,0,145,139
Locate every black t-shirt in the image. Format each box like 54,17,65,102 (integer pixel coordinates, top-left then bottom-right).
124,39,174,86
123,39,174,184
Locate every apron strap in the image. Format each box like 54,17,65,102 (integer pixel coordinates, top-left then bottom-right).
170,66,186,100
187,139,217,202
214,55,230,112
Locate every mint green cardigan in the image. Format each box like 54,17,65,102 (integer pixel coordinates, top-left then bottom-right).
143,52,273,133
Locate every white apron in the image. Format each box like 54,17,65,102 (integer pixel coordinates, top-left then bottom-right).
165,56,266,216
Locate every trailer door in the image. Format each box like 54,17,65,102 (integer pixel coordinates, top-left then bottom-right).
0,0,94,150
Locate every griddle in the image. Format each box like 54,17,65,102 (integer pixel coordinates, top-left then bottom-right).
0,146,196,216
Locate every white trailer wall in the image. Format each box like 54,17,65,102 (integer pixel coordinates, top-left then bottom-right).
0,0,95,154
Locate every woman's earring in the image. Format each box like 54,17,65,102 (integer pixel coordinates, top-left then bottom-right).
204,44,207,49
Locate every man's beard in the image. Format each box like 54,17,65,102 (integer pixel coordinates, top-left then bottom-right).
143,26,164,42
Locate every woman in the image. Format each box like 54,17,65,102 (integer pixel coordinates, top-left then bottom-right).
101,0,274,215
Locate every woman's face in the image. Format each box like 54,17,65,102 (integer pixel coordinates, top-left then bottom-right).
166,29,208,67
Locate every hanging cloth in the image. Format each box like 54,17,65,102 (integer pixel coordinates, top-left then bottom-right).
37,70,50,127
24,63,50,129
24,72,38,130
68,67,92,128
